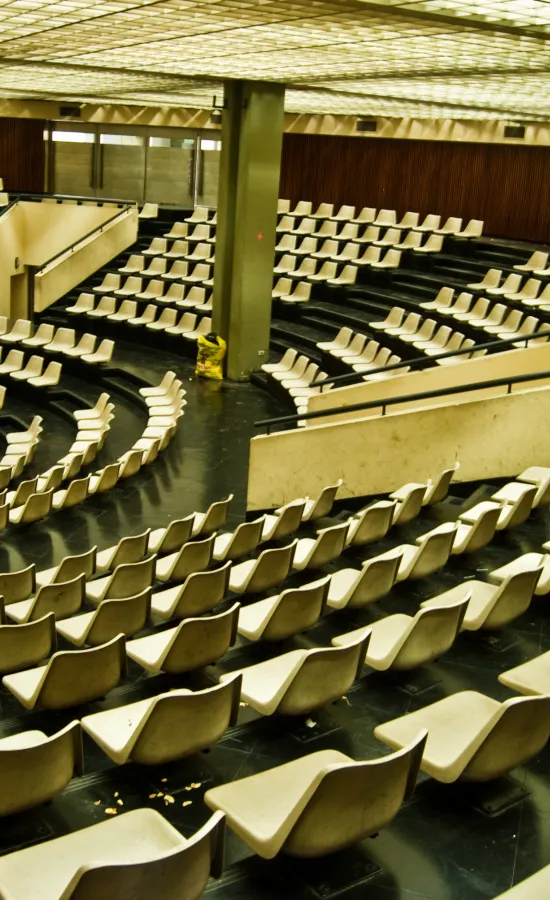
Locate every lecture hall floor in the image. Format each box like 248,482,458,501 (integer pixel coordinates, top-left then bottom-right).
1,339,549,900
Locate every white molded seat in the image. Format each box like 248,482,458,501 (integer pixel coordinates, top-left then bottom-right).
0,808,224,899
421,567,542,629
333,597,468,671
206,734,424,860
375,691,550,783
6,574,86,624
151,561,230,620
2,635,126,709
66,292,95,315
86,556,156,605
127,602,239,673
56,588,151,647
220,636,369,716
229,541,297,594
237,576,329,642
379,522,457,581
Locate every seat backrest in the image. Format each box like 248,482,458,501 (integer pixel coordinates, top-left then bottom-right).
346,552,402,609
484,568,542,629
307,523,349,567
279,638,369,715
408,524,456,579
39,635,126,708
163,603,239,673
133,678,241,765
59,476,90,508
108,556,156,599
33,574,85,621
0,564,35,604
307,479,342,519
20,488,54,523
221,517,264,559
155,516,194,555
198,495,233,535
173,561,230,617
0,613,56,676
264,576,330,640
350,500,395,545
53,547,97,584
247,540,297,593
269,500,306,540
0,721,82,817
169,534,214,582
285,734,425,857
392,601,468,670
88,589,151,646
464,696,550,781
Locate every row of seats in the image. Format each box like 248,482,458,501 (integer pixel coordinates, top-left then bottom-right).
317,331,411,376
69,295,213,341
277,200,484,238
468,269,550,309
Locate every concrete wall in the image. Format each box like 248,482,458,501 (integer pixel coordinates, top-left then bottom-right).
309,343,550,424
247,385,550,510
35,207,138,311
0,201,137,315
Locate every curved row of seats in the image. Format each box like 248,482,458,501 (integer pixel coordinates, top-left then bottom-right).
0,460,549,893
0,371,184,527
67,294,213,342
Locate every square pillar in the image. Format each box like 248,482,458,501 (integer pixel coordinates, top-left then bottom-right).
213,80,285,381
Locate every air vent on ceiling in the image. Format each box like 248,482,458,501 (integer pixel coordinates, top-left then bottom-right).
504,123,525,139
59,105,81,118
356,118,377,133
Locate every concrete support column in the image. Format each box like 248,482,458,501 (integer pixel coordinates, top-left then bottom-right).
213,80,285,381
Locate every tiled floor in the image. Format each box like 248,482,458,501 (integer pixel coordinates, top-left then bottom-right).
0,338,549,900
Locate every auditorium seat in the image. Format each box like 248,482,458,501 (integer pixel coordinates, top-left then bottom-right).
56,588,151,646
154,534,214,584
119,253,144,273
164,221,188,239
9,487,54,525
374,209,396,227
82,677,240,766
86,556,156,604
374,227,400,247
421,568,542,629
204,733,424,858
114,275,142,296
375,691,550,782
456,219,484,238
93,272,120,294
290,200,312,216
326,264,358,286
355,225,380,244
141,256,167,277
0,614,56,674
505,278,541,303
292,522,348,570
138,202,158,218
137,279,165,302
22,324,54,348
394,230,422,250
0,809,224,899
414,213,441,232
66,292,95,315
371,248,401,268
435,217,463,235
2,634,126,709
229,540,297,594
127,602,239,673
517,465,550,506
344,500,395,546
220,636,368,716
81,340,113,366
213,518,265,562
151,562,230,620
164,239,190,259
332,598,468,670
108,299,137,322
6,573,85,624
0,721,82,817
420,286,454,310
452,504,500,554
36,546,97,587
389,482,426,524
162,260,189,280
237,576,329,642
413,233,444,254
380,522,456,581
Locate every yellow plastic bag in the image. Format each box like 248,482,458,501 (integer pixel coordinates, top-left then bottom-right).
195,333,226,380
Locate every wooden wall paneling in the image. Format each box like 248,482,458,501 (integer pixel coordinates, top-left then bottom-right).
280,134,550,243
0,118,46,193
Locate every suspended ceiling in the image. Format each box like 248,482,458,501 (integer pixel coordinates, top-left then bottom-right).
0,0,549,121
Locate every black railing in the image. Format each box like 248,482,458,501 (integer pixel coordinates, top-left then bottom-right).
12,191,138,207
256,366,550,434
311,328,550,388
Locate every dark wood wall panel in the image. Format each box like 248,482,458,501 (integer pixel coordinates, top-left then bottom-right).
280,133,550,243
0,118,45,193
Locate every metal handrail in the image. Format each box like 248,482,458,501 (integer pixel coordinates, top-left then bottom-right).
12,191,138,207
36,206,134,273
256,365,550,434
310,327,550,387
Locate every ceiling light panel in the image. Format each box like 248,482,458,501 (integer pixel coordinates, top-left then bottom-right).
0,0,547,121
